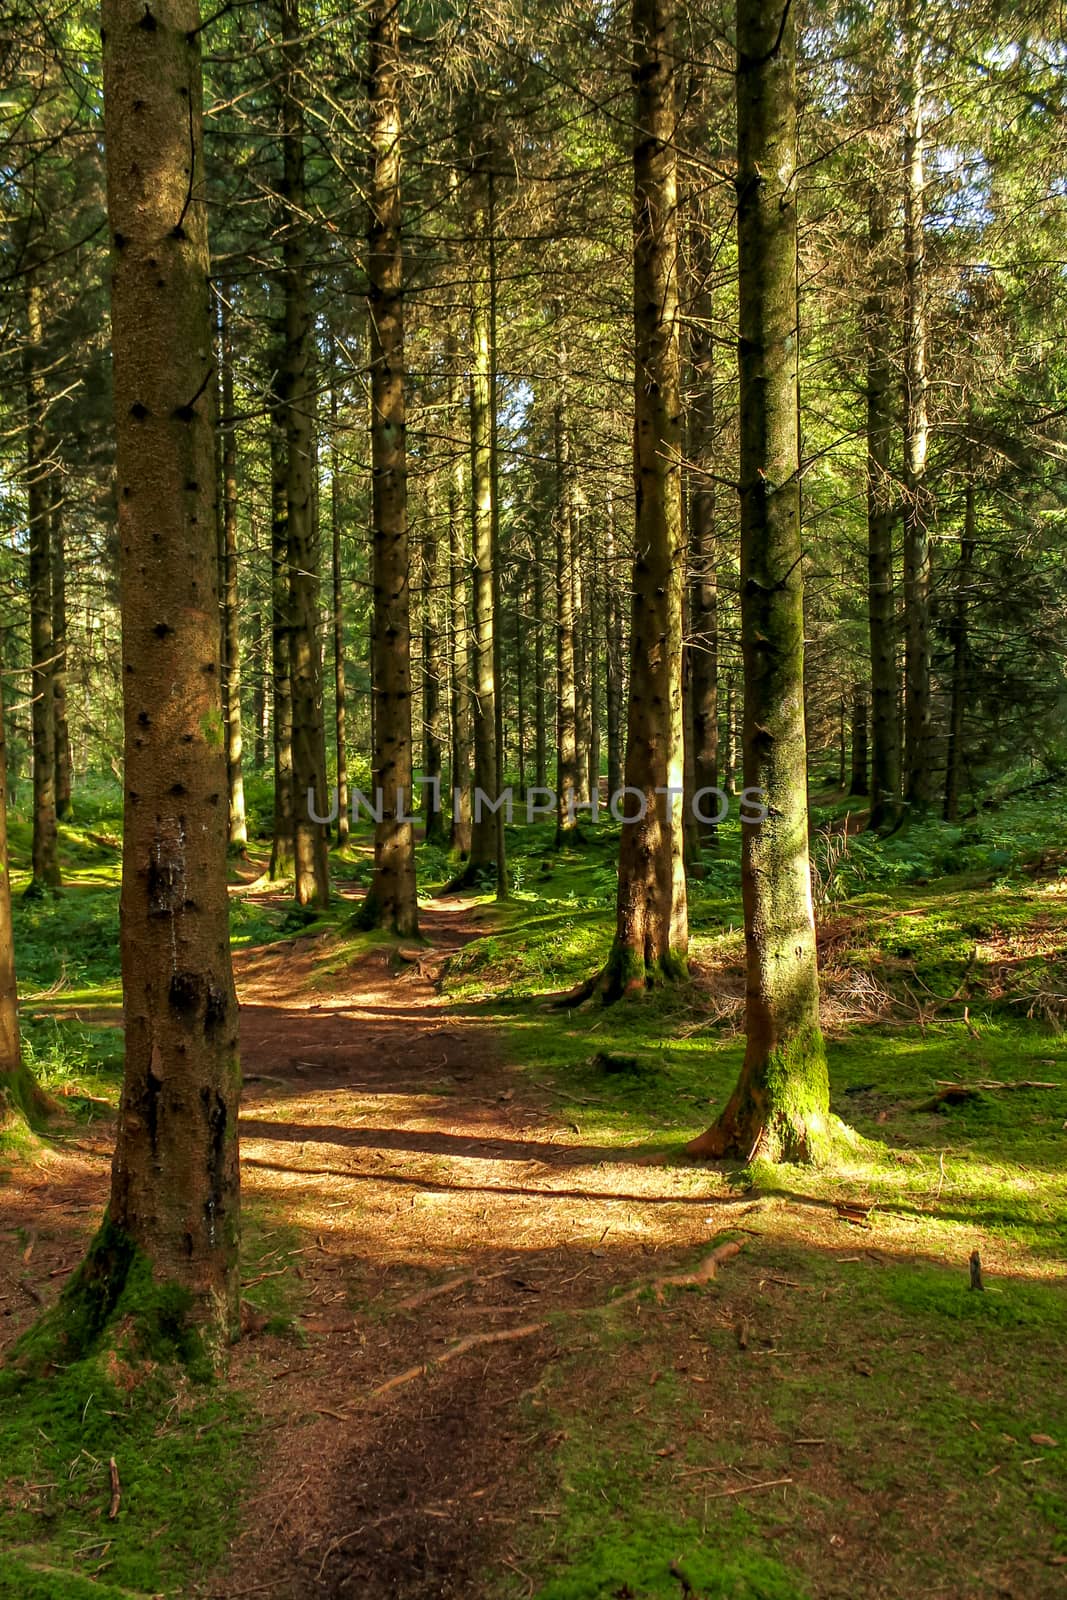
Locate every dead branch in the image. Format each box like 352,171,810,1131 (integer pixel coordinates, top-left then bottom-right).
107,1456,121,1520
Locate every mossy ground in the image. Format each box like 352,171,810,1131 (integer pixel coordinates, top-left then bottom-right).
2,778,1066,1596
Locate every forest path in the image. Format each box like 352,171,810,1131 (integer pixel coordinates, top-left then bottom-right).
215,889,725,1599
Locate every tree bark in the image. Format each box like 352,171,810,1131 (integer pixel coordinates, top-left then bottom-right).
602,0,687,996
421,482,445,843
51,489,72,821
687,0,829,1163
464,165,503,883
329,340,349,846
280,0,330,909
686,202,719,848
866,180,901,830
447,333,472,856
101,0,240,1340
604,489,624,803
554,378,579,842
850,685,869,795
902,18,932,809
219,286,247,848
943,479,974,822
24,269,60,892
268,364,293,879
362,0,417,933
0,659,46,1124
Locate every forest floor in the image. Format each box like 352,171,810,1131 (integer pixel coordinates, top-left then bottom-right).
2,795,1067,1599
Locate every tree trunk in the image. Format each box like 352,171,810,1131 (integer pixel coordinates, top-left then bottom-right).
362,0,417,934
24,269,60,893
329,342,349,847
574,546,592,807
421,482,445,843
588,537,601,805
268,371,293,880
605,489,624,802
687,0,828,1163
554,382,579,842
902,19,932,809
944,479,974,822
866,181,901,830
447,334,472,856
533,531,548,792
724,670,737,793
487,171,508,900
280,0,330,909
51,489,72,821
602,0,687,996
0,659,47,1125
464,167,502,882
850,685,869,795
219,287,247,848
687,207,719,848
101,0,240,1341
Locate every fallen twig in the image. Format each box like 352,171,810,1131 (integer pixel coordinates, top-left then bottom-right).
705,1475,792,1499
107,1457,121,1520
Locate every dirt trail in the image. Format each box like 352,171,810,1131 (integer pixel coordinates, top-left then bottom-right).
216,893,725,1599
0,892,727,1599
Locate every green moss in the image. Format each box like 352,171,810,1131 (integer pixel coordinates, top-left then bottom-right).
530,1518,805,1599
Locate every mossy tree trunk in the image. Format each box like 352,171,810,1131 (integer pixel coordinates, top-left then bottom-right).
865,180,901,831
329,338,350,848
24,267,61,894
362,0,417,934
850,685,869,796
533,520,548,792
280,0,330,910
219,285,247,850
902,19,932,811
102,0,240,1340
0,664,47,1125
602,0,687,998
686,0,829,1164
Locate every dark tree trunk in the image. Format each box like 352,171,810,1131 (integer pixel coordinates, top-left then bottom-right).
219,286,247,848
944,480,974,822
533,533,548,791
602,0,687,996
605,489,624,803
362,0,417,933
447,334,472,856
329,343,349,847
280,0,330,909
686,205,719,848
24,270,60,893
850,686,869,796
268,350,293,880
464,166,503,883
101,0,240,1341
51,489,72,821
0,660,46,1124
687,0,829,1164
866,181,901,830
421,483,445,843
554,381,579,842
902,19,932,809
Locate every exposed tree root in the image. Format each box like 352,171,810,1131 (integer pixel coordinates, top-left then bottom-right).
609,1239,744,1306
369,1322,547,1400
370,1242,746,1401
